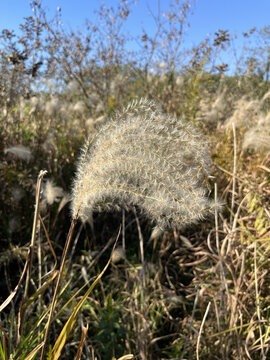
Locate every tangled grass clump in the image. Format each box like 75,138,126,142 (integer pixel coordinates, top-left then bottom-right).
71,99,218,229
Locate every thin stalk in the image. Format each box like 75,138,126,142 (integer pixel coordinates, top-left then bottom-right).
230,122,237,225
254,241,265,360
196,301,211,360
215,183,229,298
24,170,47,300
40,216,77,360
18,170,47,344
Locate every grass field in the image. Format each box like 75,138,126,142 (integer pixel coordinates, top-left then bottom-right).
0,1,269,359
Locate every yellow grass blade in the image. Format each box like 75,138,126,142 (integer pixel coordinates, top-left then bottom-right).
24,342,44,360
75,322,88,360
49,230,119,360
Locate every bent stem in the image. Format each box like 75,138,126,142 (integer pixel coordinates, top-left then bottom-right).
17,170,47,344
24,170,47,300
40,216,78,360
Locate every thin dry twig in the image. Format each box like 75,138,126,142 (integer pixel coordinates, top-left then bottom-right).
230,122,237,225
254,241,266,360
196,301,211,360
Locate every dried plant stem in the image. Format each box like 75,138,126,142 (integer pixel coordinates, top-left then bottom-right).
180,289,200,359
122,209,126,254
215,183,229,298
133,209,147,359
67,222,84,272
37,221,42,336
196,301,211,360
134,210,145,288
40,216,77,360
254,241,266,360
18,170,47,344
24,170,47,300
230,122,237,225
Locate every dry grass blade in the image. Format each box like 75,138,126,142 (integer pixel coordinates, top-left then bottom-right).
24,170,48,299
24,342,44,360
39,215,57,275
75,322,89,360
40,216,78,360
0,171,47,315
22,271,58,309
0,248,30,313
196,301,211,360
230,122,237,225
49,227,120,360
254,241,266,360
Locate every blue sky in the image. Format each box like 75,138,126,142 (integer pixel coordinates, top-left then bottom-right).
1,0,269,38
1,0,270,71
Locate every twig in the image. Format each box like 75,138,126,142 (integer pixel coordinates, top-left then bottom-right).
180,289,200,359
230,122,237,225
254,241,266,360
24,170,47,300
196,301,211,360
133,209,145,288
215,183,229,298
39,215,57,276
18,170,47,343
67,222,84,272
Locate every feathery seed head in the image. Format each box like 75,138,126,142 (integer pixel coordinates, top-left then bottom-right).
43,179,64,205
71,99,218,229
5,145,32,162
45,98,60,116
73,101,85,113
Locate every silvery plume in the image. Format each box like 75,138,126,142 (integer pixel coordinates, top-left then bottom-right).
71,99,218,230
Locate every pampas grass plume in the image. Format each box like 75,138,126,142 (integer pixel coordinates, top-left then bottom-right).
71,99,218,229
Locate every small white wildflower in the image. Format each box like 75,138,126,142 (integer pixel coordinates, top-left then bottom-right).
43,179,64,205
5,146,32,162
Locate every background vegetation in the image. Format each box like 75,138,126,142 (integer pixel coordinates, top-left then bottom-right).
0,1,269,359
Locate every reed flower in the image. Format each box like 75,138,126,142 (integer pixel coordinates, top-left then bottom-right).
242,112,270,151
71,99,217,229
43,179,64,205
5,145,32,162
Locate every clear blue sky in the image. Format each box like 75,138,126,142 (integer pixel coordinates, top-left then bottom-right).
1,0,269,36
1,0,270,70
